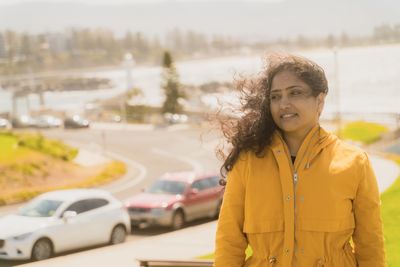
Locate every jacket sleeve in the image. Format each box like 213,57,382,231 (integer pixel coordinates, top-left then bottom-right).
214,153,248,267
352,152,386,267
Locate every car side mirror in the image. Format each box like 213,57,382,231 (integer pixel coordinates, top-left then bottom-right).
188,188,199,197
62,210,77,222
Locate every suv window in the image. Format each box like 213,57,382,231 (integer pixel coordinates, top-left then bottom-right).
64,198,109,215
208,176,220,187
192,180,204,191
192,179,213,191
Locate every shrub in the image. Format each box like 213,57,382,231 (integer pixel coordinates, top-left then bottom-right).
340,121,389,144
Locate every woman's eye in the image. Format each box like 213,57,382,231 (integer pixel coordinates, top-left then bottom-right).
270,95,280,101
291,90,302,95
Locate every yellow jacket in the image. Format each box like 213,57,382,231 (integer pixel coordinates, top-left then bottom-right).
214,125,385,267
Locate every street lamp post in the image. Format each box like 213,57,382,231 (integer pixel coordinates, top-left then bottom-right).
333,47,342,137
121,53,135,123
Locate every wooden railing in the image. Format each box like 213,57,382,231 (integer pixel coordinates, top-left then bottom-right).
137,258,213,267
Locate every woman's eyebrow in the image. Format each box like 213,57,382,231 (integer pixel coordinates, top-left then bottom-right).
270,85,303,93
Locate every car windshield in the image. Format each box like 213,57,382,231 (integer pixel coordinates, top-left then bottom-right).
19,199,63,217
147,180,186,195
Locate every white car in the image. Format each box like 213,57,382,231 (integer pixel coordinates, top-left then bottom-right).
34,115,62,129
0,118,11,130
0,189,130,261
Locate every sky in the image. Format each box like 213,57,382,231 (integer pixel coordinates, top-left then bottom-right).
1,0,398,40
0,0,282,5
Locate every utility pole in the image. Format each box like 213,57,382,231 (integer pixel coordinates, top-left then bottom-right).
120,53,135,124
333,47,342,137
11,90,17,118
26,68,35,115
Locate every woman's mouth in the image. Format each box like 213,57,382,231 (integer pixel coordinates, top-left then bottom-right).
280,113,298,120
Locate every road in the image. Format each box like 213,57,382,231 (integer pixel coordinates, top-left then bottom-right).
0,123,222,267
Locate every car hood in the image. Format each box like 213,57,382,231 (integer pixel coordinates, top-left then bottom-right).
0,214,52,239
125,193,182,208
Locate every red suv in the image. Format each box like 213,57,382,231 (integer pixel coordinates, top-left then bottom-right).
124,172,224,230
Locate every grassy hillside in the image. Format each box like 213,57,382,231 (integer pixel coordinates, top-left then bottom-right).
340,121,389,144
0,131,125,205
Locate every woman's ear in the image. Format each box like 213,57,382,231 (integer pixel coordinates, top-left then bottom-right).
317,93,326,114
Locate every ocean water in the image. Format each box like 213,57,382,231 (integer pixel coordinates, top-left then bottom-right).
0,44,399,122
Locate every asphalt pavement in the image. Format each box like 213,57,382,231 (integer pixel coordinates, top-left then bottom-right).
17,221,218,267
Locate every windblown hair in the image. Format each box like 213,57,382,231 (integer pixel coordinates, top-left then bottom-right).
217,53,329,179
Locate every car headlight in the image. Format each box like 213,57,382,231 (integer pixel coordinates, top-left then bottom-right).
13,232,33,241
151,208,166,215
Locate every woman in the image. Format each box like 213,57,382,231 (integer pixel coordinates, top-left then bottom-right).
214,54,385,266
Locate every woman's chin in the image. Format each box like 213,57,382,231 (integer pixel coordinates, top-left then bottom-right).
277,121,300,133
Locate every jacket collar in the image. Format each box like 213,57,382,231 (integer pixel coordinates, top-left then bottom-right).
270,124,322,150
270,124,337,170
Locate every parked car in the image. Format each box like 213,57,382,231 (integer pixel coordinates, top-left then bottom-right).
0,118,11,130
164,113,188,124
64,115,90,129
11,115,36,128
0,189,130,261
125,172,224,230
34,115,62,129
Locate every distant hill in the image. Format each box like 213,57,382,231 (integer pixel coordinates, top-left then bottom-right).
0,0,399,40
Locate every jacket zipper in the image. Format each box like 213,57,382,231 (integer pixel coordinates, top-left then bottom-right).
293,171,298,237
277,127,322,265
280,135,313,263
293,172,298,201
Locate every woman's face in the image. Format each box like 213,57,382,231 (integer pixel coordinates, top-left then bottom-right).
269,70,324,137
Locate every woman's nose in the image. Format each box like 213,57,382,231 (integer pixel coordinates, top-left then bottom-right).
279,96,292,108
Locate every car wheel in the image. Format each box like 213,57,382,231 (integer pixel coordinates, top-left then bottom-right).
31,238,53,261
110,225,127,244
171,210,185,230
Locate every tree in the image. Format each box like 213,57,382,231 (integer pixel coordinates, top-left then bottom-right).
20,33,33,59
124,31,134,50
161,51,184,114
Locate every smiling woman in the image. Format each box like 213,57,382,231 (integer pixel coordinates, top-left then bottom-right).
214,54,386,267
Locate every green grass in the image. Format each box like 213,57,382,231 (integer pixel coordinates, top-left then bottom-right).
74,160,127,187
16,132,78,161
0,133,33,163
0,131,78,162
0,160,127,205
340,121,389,144
0,132,124,205
381,170,400,267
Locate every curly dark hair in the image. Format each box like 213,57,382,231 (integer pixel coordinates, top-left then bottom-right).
217,53,329,180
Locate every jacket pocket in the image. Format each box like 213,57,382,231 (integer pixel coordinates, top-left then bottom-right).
328,243,357,267
243,219,285,266
340,242,357,267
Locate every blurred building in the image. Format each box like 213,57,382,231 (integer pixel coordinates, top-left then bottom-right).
46,33,68,53
0,33,6,59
